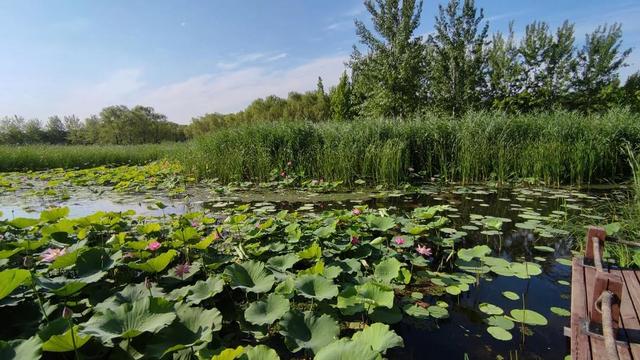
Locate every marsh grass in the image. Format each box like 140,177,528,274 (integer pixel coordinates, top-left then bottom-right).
0,143,182,171
182,109,640,185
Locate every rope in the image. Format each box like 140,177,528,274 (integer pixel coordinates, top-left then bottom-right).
595,290,619,360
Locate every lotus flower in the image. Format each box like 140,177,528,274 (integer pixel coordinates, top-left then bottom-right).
416,245,432,256
351,236,360,245
147,241,162,251
287,161,293,167
352,208,362,216
394,237,405,246
174,262,191,279
280,171,287,177
40,247,66,263
144,277,152,289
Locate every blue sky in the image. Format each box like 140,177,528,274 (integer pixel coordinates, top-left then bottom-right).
1,0,639,124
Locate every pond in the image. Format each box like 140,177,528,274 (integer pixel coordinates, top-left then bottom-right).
0,177,629,360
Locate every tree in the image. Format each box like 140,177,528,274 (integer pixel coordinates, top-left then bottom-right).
623,71,640,113
485,23,521,112
349,0,426,118
516,21,576,111
24,119,45,144
63,115,84,144
573,23,632,112
330,71,353,121
427,0,489,116
314,77,330,121
45,116,67,144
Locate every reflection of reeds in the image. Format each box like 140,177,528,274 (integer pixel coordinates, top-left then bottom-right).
182,109,640,185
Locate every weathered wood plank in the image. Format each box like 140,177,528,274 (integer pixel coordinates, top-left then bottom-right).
572,257,591,360
620,270,640,359
586,266,632,360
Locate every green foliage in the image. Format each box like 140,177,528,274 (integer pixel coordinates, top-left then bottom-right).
427,0,488,115
181,110,640,185
349,0,426,118
0,143,181,171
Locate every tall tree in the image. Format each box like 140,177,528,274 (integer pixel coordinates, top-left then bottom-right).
349,0,426,118
45,116,67,144
314,77,331,121
427,0,489,116
330,71,353,121
573,23,632,112
516,21,576,111
485,23,521,112
623,71,640,113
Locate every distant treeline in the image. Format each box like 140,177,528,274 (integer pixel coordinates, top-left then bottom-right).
0,105,186,145
187,0,640,136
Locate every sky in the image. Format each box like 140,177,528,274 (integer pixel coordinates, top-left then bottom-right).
0,0,639,124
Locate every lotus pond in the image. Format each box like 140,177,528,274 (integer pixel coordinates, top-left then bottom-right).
0,164,633,359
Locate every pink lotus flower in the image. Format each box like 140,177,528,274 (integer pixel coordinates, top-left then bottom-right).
280,171,287,177
352,208,362,215
144,277,152,289
62,306,73,319
351,236,360,245
174,263,191,279
416,245,432,256
394,237,405,246
191,221,200,228
147,241,162,251
40,248,66,263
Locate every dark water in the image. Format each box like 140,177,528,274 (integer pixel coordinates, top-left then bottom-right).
0,184,628,359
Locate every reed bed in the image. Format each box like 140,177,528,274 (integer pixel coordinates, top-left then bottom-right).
181,109,640,185
0,143,183,171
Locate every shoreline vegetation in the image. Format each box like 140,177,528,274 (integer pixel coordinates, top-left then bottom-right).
2,109,639,186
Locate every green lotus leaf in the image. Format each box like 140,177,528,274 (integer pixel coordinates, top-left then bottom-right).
366,215,396,231
279,310,339,353
81,296,176,343
298,242,322,260
144,303,222,357
533,245,555,253
314,223,337,238
267,254,300,272
502,291,520,301
224,260,275,294
369,305,403,324
550,307,570,317
244,293,290,325
487,326,512,341
446,285,461,295
128,249,178,273
457,245,491,261
374,257,403,283
185,276,225,304
0,269,31,300
242,345,280,360
37,278,87,297
604,222,621,236
486,315,515,330
355,282,394,310
479,303,503,315
403,304,430,319
274,277,296,298
0,336,42,360
455,259,490,274
509,309,548,326
40,207,70,223
295,274,339,300
482,217,503,230
8,217,39,229
42,325,91,352
212,346,245,360
352,323,403,354
0,248,22,260
428,305,449,319
556,258,572,266
314,338,380,360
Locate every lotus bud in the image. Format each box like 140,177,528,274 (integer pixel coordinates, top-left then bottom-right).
62,306,73,320
144,277,152,290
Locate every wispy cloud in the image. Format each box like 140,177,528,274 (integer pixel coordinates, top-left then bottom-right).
216,51,288,70
485,11,527,23
53,55,347,123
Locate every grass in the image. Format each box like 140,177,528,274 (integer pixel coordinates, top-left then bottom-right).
181,109,640,185
0,143,184,171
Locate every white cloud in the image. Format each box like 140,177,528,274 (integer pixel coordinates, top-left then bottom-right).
54,68,145,118
52,55,347,124
216,52,288,70
140,55,347,123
